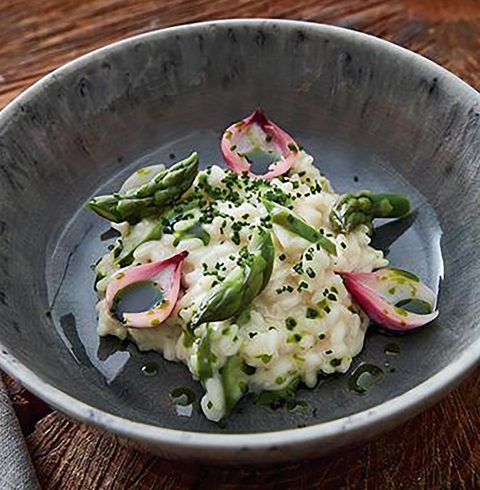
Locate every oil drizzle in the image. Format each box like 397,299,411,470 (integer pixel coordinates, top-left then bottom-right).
170,387,196,417
245,147,279,174
141,362,158,377
100,227,121,241
286,399,308,411
113,281,164,321
395,298,432,314
348,364,383,394
384,342,400,356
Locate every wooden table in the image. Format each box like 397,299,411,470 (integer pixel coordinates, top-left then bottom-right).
1,1,479,488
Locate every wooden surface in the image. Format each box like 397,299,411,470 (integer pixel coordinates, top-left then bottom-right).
1,1,479,488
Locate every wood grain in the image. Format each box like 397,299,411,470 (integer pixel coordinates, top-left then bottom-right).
23,366,480,489
0,0,479,488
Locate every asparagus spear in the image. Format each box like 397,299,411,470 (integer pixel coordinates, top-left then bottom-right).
254,376,301,409
88,152,199,223
262,199,337,256
173,221,210,247
249,225,275,290
115,197,206,266
330,191,411,234
197,325,215,382
115,221,164,267
190,227,274,328
198,349,249,416
220,355,249,415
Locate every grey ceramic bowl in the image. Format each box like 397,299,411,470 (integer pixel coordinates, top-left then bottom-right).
0,19,479,464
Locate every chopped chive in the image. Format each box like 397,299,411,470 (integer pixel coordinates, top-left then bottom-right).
242,363,256,375
306,307,319,319
285,317,297,330
293,263,304,274
298,281,309,291
306,267,316,278
258,354,272,364
287,333,302,343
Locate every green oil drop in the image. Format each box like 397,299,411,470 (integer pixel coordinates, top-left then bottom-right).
170,387,196,417
141,362,158,377
384,342,400,356
348,364,383,395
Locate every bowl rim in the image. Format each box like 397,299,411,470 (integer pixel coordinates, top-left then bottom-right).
0,18,479,457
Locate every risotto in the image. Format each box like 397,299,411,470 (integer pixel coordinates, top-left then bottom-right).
89,110,438,422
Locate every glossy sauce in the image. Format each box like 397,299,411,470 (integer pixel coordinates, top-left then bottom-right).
141,362,159,377
384,342,400,356
113,281,164,320
170,387,196,417
348,363,383,394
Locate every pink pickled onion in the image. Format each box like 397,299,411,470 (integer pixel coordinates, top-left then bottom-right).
106,251,188,328
221,109,299,180
339,269,438,331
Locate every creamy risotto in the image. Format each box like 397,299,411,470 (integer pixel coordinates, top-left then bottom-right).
88,110,437,422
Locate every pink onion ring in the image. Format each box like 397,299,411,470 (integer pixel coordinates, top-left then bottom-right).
106,251,188,328
221,109,299,179
339,268,438,331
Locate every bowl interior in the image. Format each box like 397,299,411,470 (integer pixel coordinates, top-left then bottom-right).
0,21,479,435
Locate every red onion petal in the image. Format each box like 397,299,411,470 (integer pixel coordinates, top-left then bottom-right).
106,251,188,328
340,269,437,308
340,270,438,331
221,109,299,180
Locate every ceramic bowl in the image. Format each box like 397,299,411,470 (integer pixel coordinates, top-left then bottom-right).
0,19,479,463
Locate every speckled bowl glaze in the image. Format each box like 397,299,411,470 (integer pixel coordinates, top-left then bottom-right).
0,19,479,463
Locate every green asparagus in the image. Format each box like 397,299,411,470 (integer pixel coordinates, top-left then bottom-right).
88,152,199,223
249,225,275,290
114,196,206,266
173,221,210,247
220,355,249,415
262,199,337,256
190,227,274,328
330,191,411,234
115,221,164,267
254,376,301,408
197,325,215,382
198,348,250,416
